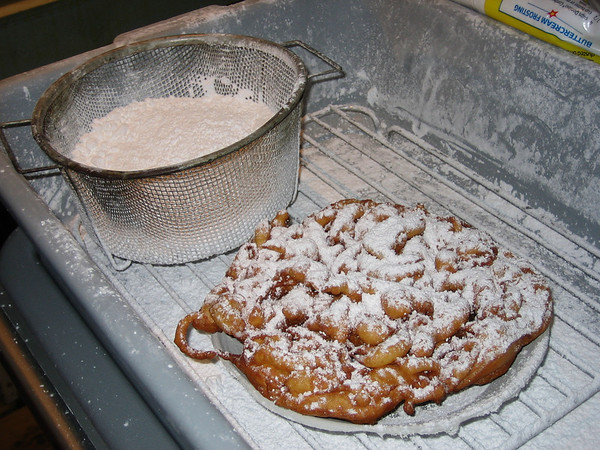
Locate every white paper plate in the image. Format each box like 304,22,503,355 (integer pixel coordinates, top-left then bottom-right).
212,328,550,436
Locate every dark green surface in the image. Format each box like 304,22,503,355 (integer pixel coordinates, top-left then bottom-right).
0,0,238,79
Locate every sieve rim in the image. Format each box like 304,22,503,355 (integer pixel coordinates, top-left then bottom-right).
31,33,308,180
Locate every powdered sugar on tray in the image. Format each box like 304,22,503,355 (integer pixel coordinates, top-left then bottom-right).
71,95,274,171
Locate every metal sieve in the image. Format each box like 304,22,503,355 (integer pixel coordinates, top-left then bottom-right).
31,34,341,266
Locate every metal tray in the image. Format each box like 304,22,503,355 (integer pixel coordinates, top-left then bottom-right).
2,0,599,448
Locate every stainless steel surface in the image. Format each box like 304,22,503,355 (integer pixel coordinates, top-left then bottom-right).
1,0,599,448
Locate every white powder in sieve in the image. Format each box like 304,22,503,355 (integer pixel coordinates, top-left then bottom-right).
71,95,274,171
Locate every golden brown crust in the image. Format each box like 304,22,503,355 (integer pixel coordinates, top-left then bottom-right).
175,199,553,424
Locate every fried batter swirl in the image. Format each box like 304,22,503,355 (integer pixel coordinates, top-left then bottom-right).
175,199,553,424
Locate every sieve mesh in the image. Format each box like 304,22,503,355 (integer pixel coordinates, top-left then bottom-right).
32,35,307,264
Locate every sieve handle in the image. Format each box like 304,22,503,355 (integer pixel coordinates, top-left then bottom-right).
282,40,344,82
0,119,60,178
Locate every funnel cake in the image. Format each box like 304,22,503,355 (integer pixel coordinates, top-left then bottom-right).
175,199,553,424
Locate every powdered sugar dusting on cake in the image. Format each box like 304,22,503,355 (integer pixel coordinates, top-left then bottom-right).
71,95,274,171
180,199,552,423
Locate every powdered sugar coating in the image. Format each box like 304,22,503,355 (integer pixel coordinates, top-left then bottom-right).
71,95,274,171
179,199,552,424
